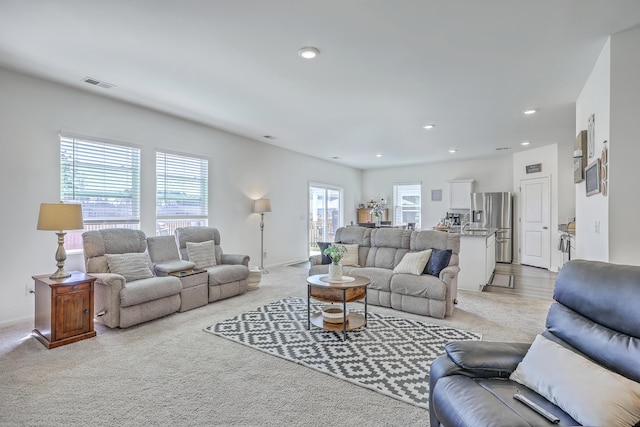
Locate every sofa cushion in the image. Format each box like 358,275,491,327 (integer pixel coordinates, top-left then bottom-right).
424,248,452,276
510,334,640,427
206,264,249,286
105,253,155,282
317,242,332,264
187,240,217,268
390,273,446,301
341,244,359,266
393,249,432,275
347,267,394,292
120,276,182,307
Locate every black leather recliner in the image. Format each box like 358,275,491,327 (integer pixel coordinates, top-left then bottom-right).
429,260,640,427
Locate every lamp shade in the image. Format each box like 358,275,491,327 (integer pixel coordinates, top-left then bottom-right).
253,199,272,214
37,202,84,231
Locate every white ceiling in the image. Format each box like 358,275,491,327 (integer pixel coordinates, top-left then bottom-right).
2,1,640,169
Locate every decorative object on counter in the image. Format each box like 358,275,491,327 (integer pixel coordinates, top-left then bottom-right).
323,243,347,281
37,201,84,279
253,198,272,273
370,202,384,227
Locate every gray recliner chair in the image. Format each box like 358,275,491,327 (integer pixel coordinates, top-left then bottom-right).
174,226,250,302
82,229,182,328
429,260,640,427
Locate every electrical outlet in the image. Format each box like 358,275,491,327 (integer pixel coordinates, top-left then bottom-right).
25,284,34,296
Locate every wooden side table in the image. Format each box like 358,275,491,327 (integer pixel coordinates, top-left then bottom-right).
306,274,371,340
32,272,97,349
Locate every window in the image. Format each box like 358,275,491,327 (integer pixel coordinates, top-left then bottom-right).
156,151,208,236
309,184,342,255
393,183,422,228
60,135,141,250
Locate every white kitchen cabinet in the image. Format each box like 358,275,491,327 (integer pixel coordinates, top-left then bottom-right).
448,179,475,210
458,231,496,292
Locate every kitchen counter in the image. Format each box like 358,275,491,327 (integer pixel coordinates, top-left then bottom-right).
458,230,496,292
460,227,497,237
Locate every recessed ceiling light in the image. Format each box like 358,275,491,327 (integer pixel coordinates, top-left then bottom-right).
523,109,537,115
298,46,320,59
422,124,435,130
521,141,531,146
448,149,457,154
376,153,383,158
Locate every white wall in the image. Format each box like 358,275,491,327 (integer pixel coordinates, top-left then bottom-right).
0,67,362,325
609,28,640,264
575,39,610,262
362,157,513,229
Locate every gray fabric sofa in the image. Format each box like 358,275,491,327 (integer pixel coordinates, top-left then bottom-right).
429,260,640,427
175,226,250,302
82,229,182,328
309,226,460,319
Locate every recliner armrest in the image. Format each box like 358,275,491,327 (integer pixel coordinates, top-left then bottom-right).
221,253,249,266
154,260,196,276
91,272,126,288
445,341,531,376
309,255,323,266
439,265,460,282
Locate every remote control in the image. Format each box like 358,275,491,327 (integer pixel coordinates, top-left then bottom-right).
514,393,560,424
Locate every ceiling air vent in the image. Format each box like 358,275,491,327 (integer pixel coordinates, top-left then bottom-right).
82,77,116,89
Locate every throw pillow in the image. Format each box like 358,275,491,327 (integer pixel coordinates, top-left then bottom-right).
105,253,155,282
186,240,217,269
424,248,452,276
340,244,359,266
317,242,332,265
510,334,640,427
393,249,432,275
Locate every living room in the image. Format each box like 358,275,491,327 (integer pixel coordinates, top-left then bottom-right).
1,2,640,425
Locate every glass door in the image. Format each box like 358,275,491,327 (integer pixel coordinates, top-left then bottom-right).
309,184,342,256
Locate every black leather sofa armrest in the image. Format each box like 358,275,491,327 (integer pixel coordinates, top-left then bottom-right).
445,341,531,376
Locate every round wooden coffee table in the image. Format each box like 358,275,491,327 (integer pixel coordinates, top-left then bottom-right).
306,274,371,340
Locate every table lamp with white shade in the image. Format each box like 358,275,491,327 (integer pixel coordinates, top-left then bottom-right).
37,202,84,279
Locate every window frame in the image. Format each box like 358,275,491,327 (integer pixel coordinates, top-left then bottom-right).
155,149,209,236
60,134,142,250
393,182,422,229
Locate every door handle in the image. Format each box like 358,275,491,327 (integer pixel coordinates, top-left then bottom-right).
543,226,548,230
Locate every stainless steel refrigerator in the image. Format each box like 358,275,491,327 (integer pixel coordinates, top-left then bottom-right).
470,192,513,263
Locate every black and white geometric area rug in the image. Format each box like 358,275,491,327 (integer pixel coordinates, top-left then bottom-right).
204,297,481,409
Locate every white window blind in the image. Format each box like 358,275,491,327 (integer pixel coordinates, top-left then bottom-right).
60,135,141,225
156,151,208,235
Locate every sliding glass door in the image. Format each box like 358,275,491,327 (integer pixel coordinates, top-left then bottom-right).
309,184,342,256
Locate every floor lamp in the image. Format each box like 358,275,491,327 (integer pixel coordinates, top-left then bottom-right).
253,198,272,274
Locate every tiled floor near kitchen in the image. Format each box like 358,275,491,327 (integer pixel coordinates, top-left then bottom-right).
485,263,558,300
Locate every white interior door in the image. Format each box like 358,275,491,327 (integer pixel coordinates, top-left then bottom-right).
520,177,551,269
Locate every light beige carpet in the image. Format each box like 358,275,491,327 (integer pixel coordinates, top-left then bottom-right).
0,265,553,426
